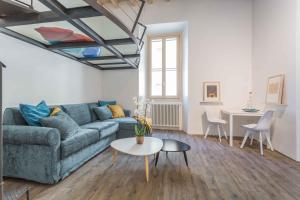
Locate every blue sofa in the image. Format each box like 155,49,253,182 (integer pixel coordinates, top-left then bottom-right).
3,102,137,184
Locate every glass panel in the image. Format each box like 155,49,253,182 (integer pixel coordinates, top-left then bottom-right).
166,69,177,96
151,70,162,96
7,21,93,45
151,39,163,96
61,46,105,58
100,48,114,56
81,16,129,40
113,44,139,55
165,38,178,96
89,59,123,64
166,38,177,69
100,64,130,68
151,39,162,69
57,0,88,8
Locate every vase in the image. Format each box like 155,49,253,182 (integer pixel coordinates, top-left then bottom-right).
136,136,144,144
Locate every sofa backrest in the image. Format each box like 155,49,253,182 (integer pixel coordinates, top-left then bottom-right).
3,103,98,126
61,103,94,126
3,107,28,125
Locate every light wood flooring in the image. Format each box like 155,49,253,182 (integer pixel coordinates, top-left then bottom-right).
4,131,300,200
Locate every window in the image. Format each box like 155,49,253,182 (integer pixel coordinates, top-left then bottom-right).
148,34,181,98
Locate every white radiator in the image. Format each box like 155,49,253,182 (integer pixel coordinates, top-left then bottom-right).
151,102,182,130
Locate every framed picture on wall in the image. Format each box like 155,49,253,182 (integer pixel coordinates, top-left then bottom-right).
203,82,221,102
265,74,285,105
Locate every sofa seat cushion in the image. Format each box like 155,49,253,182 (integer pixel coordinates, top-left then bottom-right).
81,121,118,139
105,117,137,130
61,129,99,158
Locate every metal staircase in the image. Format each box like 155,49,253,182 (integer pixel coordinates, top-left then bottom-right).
0,0,146,70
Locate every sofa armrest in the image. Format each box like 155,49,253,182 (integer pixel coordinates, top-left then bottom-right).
123,109,131,117
3,125,61,146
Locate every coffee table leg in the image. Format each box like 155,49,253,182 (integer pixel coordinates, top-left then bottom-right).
183,151,188,167
144,156,149,182
112,150,118,165
155,152,160,166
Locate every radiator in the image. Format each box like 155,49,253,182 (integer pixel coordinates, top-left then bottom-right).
151,102,182,130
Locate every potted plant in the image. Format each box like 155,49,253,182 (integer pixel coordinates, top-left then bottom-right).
135,122,146,144
133,97,152,144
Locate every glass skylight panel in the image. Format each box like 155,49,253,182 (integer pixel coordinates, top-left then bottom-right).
81,16,129,40
57,0,88,8
89,59,123,64
7,21,92,45
60,46,107,58
99,64,130,68
113,44,139,55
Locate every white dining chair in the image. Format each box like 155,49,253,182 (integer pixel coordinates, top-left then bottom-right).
204,107,227,142
240,110,274,155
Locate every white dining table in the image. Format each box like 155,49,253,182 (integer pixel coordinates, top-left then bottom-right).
221,109,264,147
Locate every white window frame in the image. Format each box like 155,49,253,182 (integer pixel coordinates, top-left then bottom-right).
147,33,182,100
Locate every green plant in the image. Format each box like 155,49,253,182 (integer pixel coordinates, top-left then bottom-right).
134,123,146,137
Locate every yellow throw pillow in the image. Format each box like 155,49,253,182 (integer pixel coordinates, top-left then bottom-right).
50,107,62,116
108,105,125,118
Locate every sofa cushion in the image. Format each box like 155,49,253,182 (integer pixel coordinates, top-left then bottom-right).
108,105,125,118
87,102,99,122
105,117,137,130
61,129,99,158
3,108,27,125
98,100,116,107
19,101,51,126
94,106,112,121
62,104,92,125
40,112,81,140
81,121,118,139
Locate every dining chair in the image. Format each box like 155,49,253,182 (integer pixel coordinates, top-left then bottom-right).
240,110,274,155
204,107,227,142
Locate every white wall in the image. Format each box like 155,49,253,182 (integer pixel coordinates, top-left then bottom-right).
100,70,138,112
0,33,102,108
141,0,253,135
252,0,297,159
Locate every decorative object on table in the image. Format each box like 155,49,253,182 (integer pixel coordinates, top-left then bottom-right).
155,139,191,167
265,74,285,105
204,107,227,143
246,91,254,109
203,82,221,102
242,108,260,113
240,110,274,156
133,97,153,144
243,92,259,112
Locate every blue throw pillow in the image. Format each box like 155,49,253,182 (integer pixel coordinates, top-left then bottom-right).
19,100,51,126
98,100,117,107
94,106,113,121
40,111,81,140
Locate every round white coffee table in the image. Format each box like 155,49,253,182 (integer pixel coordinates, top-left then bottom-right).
110,137,163,182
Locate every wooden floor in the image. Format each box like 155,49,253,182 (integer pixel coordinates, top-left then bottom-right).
4,131,300,200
